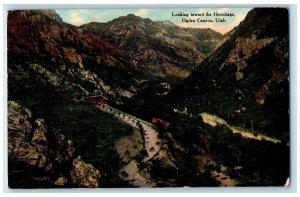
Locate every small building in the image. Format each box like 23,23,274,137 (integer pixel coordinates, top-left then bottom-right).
152,117,170,129
159,82,170,90
85,95,108,106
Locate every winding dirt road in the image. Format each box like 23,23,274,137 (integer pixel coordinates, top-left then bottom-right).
96,104,161,161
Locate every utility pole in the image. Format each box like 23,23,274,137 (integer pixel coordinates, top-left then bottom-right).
251,120,254,132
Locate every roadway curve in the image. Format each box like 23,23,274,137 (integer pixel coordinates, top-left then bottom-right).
95,104,161,161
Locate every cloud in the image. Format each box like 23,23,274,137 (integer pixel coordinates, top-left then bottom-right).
68,11,87,26
134,9,148,18
66,10,103,26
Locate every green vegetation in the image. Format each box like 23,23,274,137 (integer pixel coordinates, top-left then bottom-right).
8,62,133,187
145,115,219,187
121,80,169,121
46,104,133,187
168,113,289,186
199,123,289,186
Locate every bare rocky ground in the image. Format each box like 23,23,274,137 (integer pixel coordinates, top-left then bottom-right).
8,101,100,188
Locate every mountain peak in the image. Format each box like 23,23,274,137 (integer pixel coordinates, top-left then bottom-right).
126,13,138,17
14,10,63,24
121,14,144,21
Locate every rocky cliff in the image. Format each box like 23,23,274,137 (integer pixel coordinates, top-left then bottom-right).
8,101,100,188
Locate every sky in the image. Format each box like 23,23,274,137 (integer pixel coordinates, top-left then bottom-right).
56,8,252,34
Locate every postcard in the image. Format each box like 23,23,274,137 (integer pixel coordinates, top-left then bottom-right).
7,7,290,188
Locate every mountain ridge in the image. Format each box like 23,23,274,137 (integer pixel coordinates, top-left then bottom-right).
80,13,223,82
167,8,289,139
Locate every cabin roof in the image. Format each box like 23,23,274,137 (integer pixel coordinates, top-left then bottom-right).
85,95,108,100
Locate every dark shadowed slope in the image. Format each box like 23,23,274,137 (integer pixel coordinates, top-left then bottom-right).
168,8,289,139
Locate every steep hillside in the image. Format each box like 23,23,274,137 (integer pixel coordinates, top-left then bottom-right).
80,14,222,82
7,10,142,187
169,8,289,139
8,10,144,105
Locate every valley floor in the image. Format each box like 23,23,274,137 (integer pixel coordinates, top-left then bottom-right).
95,104,287,187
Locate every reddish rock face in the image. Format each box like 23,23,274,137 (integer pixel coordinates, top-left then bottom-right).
63,47,82,66
7,11,40,57
7,10,133,70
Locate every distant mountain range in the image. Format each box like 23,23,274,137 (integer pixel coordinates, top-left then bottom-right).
80,14,222,82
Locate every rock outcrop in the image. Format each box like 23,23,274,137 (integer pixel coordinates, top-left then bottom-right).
8,101,100,188
70,156,100,188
